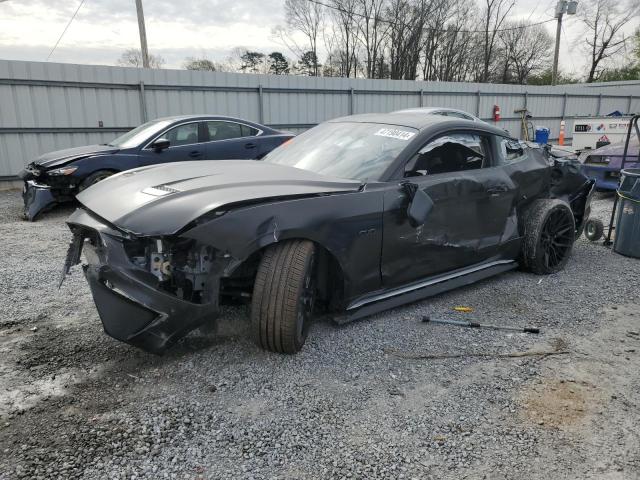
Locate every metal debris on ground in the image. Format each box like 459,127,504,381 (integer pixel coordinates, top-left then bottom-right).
422,315,540,334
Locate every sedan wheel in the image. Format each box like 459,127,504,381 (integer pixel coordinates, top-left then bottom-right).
79,170,114,191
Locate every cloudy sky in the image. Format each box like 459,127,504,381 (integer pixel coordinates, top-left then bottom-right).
0,0,637,78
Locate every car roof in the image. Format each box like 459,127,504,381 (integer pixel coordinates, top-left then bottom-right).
392,107,479,118
152,114,273,130
329,112,508,137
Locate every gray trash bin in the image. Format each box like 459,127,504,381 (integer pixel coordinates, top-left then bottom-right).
613,168,640,258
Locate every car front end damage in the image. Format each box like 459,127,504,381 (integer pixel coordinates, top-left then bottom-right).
19,163,81,220
63,208,236,353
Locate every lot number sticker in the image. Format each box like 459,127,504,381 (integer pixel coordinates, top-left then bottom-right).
374,128,415,141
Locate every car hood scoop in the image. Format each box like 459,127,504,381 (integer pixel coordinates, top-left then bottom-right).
76,160,362,235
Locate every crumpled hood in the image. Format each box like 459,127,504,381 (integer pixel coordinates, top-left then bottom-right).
34,144,119,169
76,160,362,235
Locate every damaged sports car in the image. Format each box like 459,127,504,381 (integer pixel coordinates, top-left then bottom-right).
62,113,596,354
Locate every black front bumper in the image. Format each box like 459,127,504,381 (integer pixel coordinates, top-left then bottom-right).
65,209,220,354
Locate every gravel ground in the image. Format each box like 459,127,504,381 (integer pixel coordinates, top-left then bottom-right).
0,190,639,480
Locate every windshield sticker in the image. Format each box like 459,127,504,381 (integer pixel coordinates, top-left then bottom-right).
374,128,415,141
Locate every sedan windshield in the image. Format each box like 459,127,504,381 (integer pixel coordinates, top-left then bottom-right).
108,119,174,149
264,122,417,181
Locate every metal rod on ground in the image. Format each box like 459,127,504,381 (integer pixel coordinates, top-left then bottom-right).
135,0,150,69
422,316,540,334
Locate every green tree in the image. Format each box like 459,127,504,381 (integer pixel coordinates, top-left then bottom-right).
268,52,290,75
527,68,580,85
117,49,165,69
183,57,217,71
297,51,320,76
240,51,265,73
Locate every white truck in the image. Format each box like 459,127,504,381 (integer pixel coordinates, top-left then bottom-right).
571,116,632,151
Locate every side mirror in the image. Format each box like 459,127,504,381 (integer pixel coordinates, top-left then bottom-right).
151,138,170,151
406,186,434,227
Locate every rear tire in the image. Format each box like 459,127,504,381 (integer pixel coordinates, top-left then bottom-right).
520,199,575,274
251,240,316,354
79,170,114,191
584,218,604,242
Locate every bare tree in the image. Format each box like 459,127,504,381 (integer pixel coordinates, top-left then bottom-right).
498,22,553,84
329,0,361,77
386,0,438,80
355,0,389,78
479,0,514,82
581,0,640,82
183,57,217,71
117,49,165,69
281,0,324,75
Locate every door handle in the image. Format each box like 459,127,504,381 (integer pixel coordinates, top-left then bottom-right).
245,142,257,149
189,150,203,158
487,185,508,195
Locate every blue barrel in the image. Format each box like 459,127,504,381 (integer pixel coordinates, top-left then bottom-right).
613,168,640,258
534,127,550,145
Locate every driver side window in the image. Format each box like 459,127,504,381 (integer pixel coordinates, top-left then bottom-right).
405,133,487,177
163,123,199,147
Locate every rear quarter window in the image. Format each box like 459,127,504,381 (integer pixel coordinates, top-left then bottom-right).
500,138,528,164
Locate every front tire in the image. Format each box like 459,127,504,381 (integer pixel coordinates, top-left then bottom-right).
251,240,316,354
520,199,576,274
79,170,114,191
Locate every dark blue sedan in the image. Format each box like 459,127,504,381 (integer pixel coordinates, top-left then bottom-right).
19,115,293,220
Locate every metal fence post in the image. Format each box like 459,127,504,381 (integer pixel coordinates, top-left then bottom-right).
419,89,424,107
562,92,567,119
258,85,264,124
349,88,355,115
524,91,528,110
139,81,148,122
628,95,633,114
476,90,481,116
596,93,602,116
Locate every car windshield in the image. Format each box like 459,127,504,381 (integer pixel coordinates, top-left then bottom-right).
108,119,174,149
263,122,417,181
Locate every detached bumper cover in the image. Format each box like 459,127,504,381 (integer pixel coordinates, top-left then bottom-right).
65,209,220,354
22,180,57,221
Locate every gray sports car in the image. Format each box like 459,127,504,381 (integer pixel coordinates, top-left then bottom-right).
61,113,596,354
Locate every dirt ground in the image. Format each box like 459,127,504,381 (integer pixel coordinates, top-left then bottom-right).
0,190,639,479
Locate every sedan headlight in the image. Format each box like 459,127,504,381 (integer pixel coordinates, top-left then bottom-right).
48,166,78,176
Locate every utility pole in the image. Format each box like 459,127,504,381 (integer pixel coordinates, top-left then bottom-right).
552,0,578,85
135,0,150,68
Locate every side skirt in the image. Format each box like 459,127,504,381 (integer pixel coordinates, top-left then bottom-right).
332,260,518,325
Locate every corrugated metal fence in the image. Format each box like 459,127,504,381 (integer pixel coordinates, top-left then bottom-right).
1,59,639,178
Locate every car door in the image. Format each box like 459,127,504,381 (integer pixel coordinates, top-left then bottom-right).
138,121,205,164
203,121,263,159
381,131,517,289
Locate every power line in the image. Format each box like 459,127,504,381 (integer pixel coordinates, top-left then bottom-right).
46,0,87,61
305,0,556,34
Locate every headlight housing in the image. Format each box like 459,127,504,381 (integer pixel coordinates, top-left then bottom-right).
48,166,78,176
